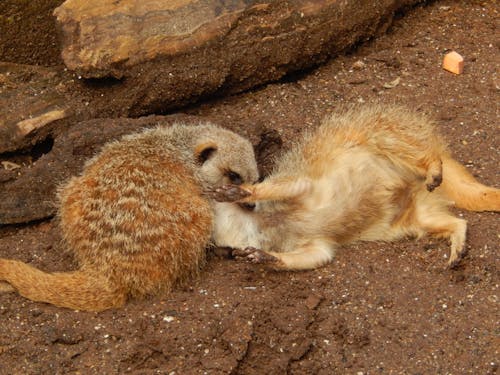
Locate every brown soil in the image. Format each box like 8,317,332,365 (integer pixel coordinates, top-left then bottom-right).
0,0,65,67
0,0,499,374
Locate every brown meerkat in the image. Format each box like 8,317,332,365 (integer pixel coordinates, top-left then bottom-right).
0,123,259,311
210,105,499,270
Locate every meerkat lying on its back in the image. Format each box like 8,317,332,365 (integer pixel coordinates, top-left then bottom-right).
211,105,500,270
0,124,259,311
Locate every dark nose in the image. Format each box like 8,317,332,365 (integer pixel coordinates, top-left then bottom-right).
238,202,256,211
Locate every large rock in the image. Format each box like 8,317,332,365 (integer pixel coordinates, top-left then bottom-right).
0,63,70,154
1,1,426,151
54,0,425,116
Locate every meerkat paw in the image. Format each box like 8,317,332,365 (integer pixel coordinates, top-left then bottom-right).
447,251,466,269
447,221,467,268
426,173,443,192
425,160,443,192
207,184,252,202
447,246,467,269
232,247,280,264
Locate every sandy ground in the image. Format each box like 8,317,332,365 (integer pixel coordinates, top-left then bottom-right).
0,0,498,374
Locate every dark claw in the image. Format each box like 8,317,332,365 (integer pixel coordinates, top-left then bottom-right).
232,247,257,258
447,255,465,269
232,247,278,264
447,247,467,269
427,174,443,192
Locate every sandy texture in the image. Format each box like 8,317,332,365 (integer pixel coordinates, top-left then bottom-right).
0,0,498,374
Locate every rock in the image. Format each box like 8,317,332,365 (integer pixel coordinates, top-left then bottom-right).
304,294,323,310
383,76,401,89
1,161,21,171
53,0,250,78
442,51,464,75
0,63,71,154
53,0,427,116
1,1,428,144
352,60,367,70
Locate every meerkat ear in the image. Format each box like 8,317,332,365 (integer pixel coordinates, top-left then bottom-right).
195,141,218,164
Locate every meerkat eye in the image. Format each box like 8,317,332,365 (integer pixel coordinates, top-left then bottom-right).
197,146,217,164
226,171,243,185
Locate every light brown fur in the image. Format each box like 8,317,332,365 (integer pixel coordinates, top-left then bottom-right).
0,124,258,311
212,105,499,270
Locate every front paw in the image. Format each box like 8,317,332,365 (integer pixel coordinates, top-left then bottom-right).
232,247,279,264
209,184,252,202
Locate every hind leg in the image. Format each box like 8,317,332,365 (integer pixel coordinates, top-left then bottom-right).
213,177,313,203
233,239,335,270
415,207,467,267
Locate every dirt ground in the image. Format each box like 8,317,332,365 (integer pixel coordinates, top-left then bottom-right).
0,0,499,374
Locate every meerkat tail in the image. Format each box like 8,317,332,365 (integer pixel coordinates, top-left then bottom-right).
0,259,126,311
439,156,500,212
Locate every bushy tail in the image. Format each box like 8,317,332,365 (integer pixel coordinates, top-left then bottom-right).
0,259,126,311
440,156,500,212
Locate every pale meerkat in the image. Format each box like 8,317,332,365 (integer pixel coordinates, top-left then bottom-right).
210,105,500,270
0,123,259,311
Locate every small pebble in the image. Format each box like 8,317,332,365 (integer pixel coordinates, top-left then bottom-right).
1,161,21,170
352,60,366,70
443,51,464,74
487,295,497,303
383,77,401,89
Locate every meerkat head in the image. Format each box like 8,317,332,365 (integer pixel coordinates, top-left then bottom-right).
193,126,259,190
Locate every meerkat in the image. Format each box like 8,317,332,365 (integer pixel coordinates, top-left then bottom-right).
0,123,259,311
210,105,499,270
